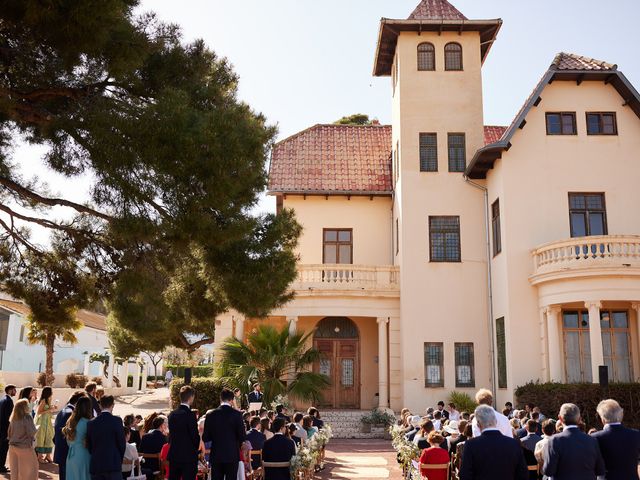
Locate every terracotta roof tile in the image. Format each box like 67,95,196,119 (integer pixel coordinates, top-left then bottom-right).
408,0,467,20
552,52,617,71
269,124,393,194
0,299,106,331
484,126,508,145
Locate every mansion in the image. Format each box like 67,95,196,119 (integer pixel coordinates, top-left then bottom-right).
213,0,640,412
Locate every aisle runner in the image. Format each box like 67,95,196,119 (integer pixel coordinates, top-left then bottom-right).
319,439,402,480
330,455,390,478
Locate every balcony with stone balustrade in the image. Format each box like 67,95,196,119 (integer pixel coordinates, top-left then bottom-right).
530,235,640,285
291,264,400,297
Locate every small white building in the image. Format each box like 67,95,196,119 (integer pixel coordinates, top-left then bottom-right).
0,298,108,386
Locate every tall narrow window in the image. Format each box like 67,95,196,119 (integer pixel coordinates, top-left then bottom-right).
455,343,475,387
491,199,501,256
586,112,617,135
448,133,466,172
419,133,438,172
496,318,507,388
323,229,352,264
600,310,632,382
546,112,577,135
19,325,25,343
563,310,592,383
424,342,444,387
444,43,463,71
568,193,607,237
395,218,399,255
0,312,8,351
429,216,461,262
417,42,435,71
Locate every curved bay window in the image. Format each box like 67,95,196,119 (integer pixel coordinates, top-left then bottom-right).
444,43,463,71
417,42,435,71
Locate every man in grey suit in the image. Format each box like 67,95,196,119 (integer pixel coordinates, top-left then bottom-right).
521,419,542,452
542,403,605,480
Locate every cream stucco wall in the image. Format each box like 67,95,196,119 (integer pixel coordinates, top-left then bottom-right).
487,80,640,401
284,195,393,266
393,30,491,412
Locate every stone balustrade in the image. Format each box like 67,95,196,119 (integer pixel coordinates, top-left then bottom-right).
293,264,399,292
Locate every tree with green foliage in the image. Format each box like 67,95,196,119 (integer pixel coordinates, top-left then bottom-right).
0,1,301,354
334,114,374,125
217,324,330,405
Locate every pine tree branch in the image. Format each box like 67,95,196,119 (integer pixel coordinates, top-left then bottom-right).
179,334,215,352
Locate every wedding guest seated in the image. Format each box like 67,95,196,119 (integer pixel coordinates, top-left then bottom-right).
412,420,433,448
260,417,274,440
419,432,449,480
246,417,266,469
307,408,324,429
292,413,307,444
287,424,300,447
302,415,318,440
122,426,153,480
275,405,290,423
124,414,141,448
139,415,168,473
263,418,296,480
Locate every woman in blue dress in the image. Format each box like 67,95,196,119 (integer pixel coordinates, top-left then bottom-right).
63,396,92,480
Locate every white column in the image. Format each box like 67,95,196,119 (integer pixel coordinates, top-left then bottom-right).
632,304,640,370
539,308,549,382
288,316,298,336
141,362,148,391
83,354,91,376
586,301,604,383
122,360,130,390
377,317,389,409
234,316,245,341
545,306,563,382
133,359,141,392
105,352,115,388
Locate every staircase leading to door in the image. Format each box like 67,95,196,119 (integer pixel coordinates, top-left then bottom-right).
320,410,394,439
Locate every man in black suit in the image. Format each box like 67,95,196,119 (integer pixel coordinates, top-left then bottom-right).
0,384,16,473
307,407,324,429
436,401,449,421
521,419,543,452
262,418,296,480
85,382,101,417
275,404,290,423
246,417,266,469
247,383,263,405
139,415,168,472
203,388,246,480
54,390,86,480
460,405,528,480
591,398,640,480
542,403,605,480
86,395,126,480
168,386,200,480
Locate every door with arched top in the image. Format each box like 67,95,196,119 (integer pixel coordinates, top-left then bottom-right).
313,317,360,409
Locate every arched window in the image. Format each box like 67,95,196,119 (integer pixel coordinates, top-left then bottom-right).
314,317,359,339
444,42,463,71
417,43,435,71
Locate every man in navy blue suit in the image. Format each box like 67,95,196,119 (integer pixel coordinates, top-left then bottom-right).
203,388,246,480
542,403,605,480
54,391,86,480
262,418,296,480
460,405,528,480
139,415,168,472
592,399,640,480
247,383,263,405
0,384,16,474
167,386,200,480
246,416,266,469
86,395,126,480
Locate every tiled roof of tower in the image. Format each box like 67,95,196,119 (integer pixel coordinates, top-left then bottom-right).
269,124,393,195
484,126,508,145
552,52,617,71
408,0,467,20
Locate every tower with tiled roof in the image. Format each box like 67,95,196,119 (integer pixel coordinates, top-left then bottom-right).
373,0,503,407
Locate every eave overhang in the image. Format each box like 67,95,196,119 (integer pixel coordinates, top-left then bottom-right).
373,18,502,76
465,69,640,179
267,190,393,198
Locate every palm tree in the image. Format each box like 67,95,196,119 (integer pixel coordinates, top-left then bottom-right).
26,314,82,386
217,323,330,405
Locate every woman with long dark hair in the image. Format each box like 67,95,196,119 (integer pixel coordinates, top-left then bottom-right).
63,396,92,480
35,386,57,462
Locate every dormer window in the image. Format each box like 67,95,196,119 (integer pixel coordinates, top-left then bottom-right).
417,42,435,71
444,43,463,71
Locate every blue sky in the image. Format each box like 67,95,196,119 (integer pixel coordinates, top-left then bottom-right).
14,0,640,234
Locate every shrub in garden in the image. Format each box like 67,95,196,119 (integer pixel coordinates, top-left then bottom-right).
36,372,49,387
515,381,640,430
448,391,477,414
91,376,103,385
65,373,88,388
164,365,214,378
170,378,226,414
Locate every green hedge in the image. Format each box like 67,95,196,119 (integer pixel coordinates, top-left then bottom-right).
169,377,226,414
515,381,640,429
165,365,214,378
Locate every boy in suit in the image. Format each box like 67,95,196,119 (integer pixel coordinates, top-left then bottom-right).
86,395,126,480
262,418,296,480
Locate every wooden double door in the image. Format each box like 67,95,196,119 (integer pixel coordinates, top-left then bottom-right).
314,338,360,409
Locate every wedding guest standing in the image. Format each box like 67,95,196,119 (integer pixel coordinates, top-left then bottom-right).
86,395,126,480
54,391,86,480
7,399,38,480
63,396,93,480
0,384,16,474
262,418,296,480
85,383,101,417
167,386,200,480
35,386,57,463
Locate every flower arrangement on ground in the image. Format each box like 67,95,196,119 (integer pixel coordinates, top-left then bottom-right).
390,424,420,475
290,423,333,478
